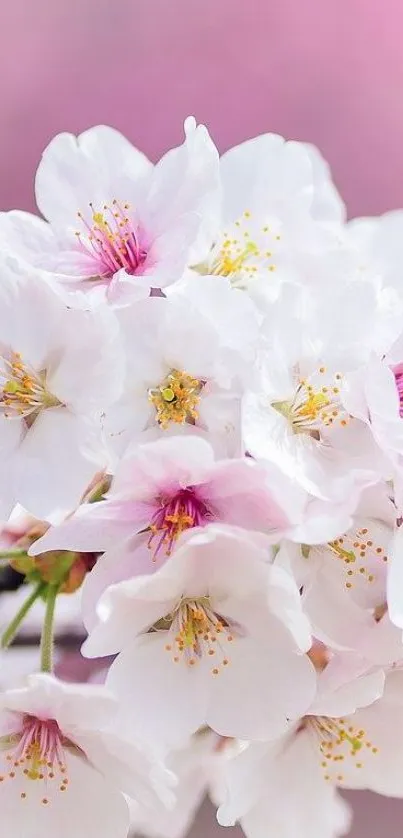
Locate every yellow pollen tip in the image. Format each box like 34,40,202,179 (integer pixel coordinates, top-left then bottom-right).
149,370,202,429
161,387,175,402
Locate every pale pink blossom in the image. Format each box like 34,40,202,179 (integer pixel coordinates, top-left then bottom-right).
82,525,315,749
103,277,259,461
31,436,290,630
0,673,173,838
217,655,385,838
0,119,220,307
278,484,396,652
191,132,344,301
0,258,123,519
128,731,227,838
243,279,388,501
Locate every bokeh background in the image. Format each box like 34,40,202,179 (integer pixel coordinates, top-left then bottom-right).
1,0,403,834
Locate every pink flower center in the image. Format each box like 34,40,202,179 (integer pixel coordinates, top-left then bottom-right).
76,200,148,279
392,362,403,417
0,713,76,804
148,489,213,559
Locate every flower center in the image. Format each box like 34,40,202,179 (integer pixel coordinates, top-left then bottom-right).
148,369,203,429
75,200,148,278
306,715,378,783
0,714,77,804
327,521,389,591
160,597,237,674
392,362,403,417
272,367,349,438
193,211,280,289
147,489,212,559
0,352,61,425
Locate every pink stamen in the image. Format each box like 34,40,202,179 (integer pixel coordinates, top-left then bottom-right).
148,489,213,559
392,362,403,417
0,714,75,803
76,200,148,279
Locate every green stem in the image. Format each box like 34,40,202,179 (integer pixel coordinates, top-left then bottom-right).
1,581,46,649
0,548,28,561
40,584,59,673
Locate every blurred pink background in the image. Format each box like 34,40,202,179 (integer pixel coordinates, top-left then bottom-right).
2,0,403,218
2,0,403,834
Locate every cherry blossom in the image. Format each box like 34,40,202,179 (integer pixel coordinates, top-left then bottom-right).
103,277,259,461
0,257,123,519
278,484,396,651
217,655,385,838
30,435,290,629
3,117,403,838
191,132,345,299
243,279,388,501
0,119,220,306
0,673,173,838
83,525,316,749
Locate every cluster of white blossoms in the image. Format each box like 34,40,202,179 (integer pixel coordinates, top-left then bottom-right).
3,117,403,838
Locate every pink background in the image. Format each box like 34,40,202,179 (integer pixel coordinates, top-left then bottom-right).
2,0,403,834
2,0,403,218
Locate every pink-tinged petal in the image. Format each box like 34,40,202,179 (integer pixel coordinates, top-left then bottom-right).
0,210,58,266
0,413,24,459
0,415,24,517
0,673,116,731
240,752,351,838
0,747,130,838
81,535,163,634
82,552,180,655
38,247,104,279
197,392,242,457
174,276,259,374
310,664,385,717
145,214,201,284
219,134,312,220
46,306,124,413
75,124,152,180
207,635,316,740
106,268,153,306
103,394,153,464
344,360,403,475
203,458,289,533
388,526,403,629
326,697,403,795
129,741,210,838
30,500,149,557
144,117,219,238
164,526,311,650
75,730,174,810
302,566,373,650
14,410,99,519
167,525,273,601
0,259,65,370
35,126,152,227
261,461,359,546
112,434,215,499
352,612,403,666
216,740,273,826
303,142,346,223
106,633,210,750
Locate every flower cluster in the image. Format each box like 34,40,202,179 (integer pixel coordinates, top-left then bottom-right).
1,117,403,838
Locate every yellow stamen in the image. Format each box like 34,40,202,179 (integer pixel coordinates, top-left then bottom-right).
149,369,202,429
